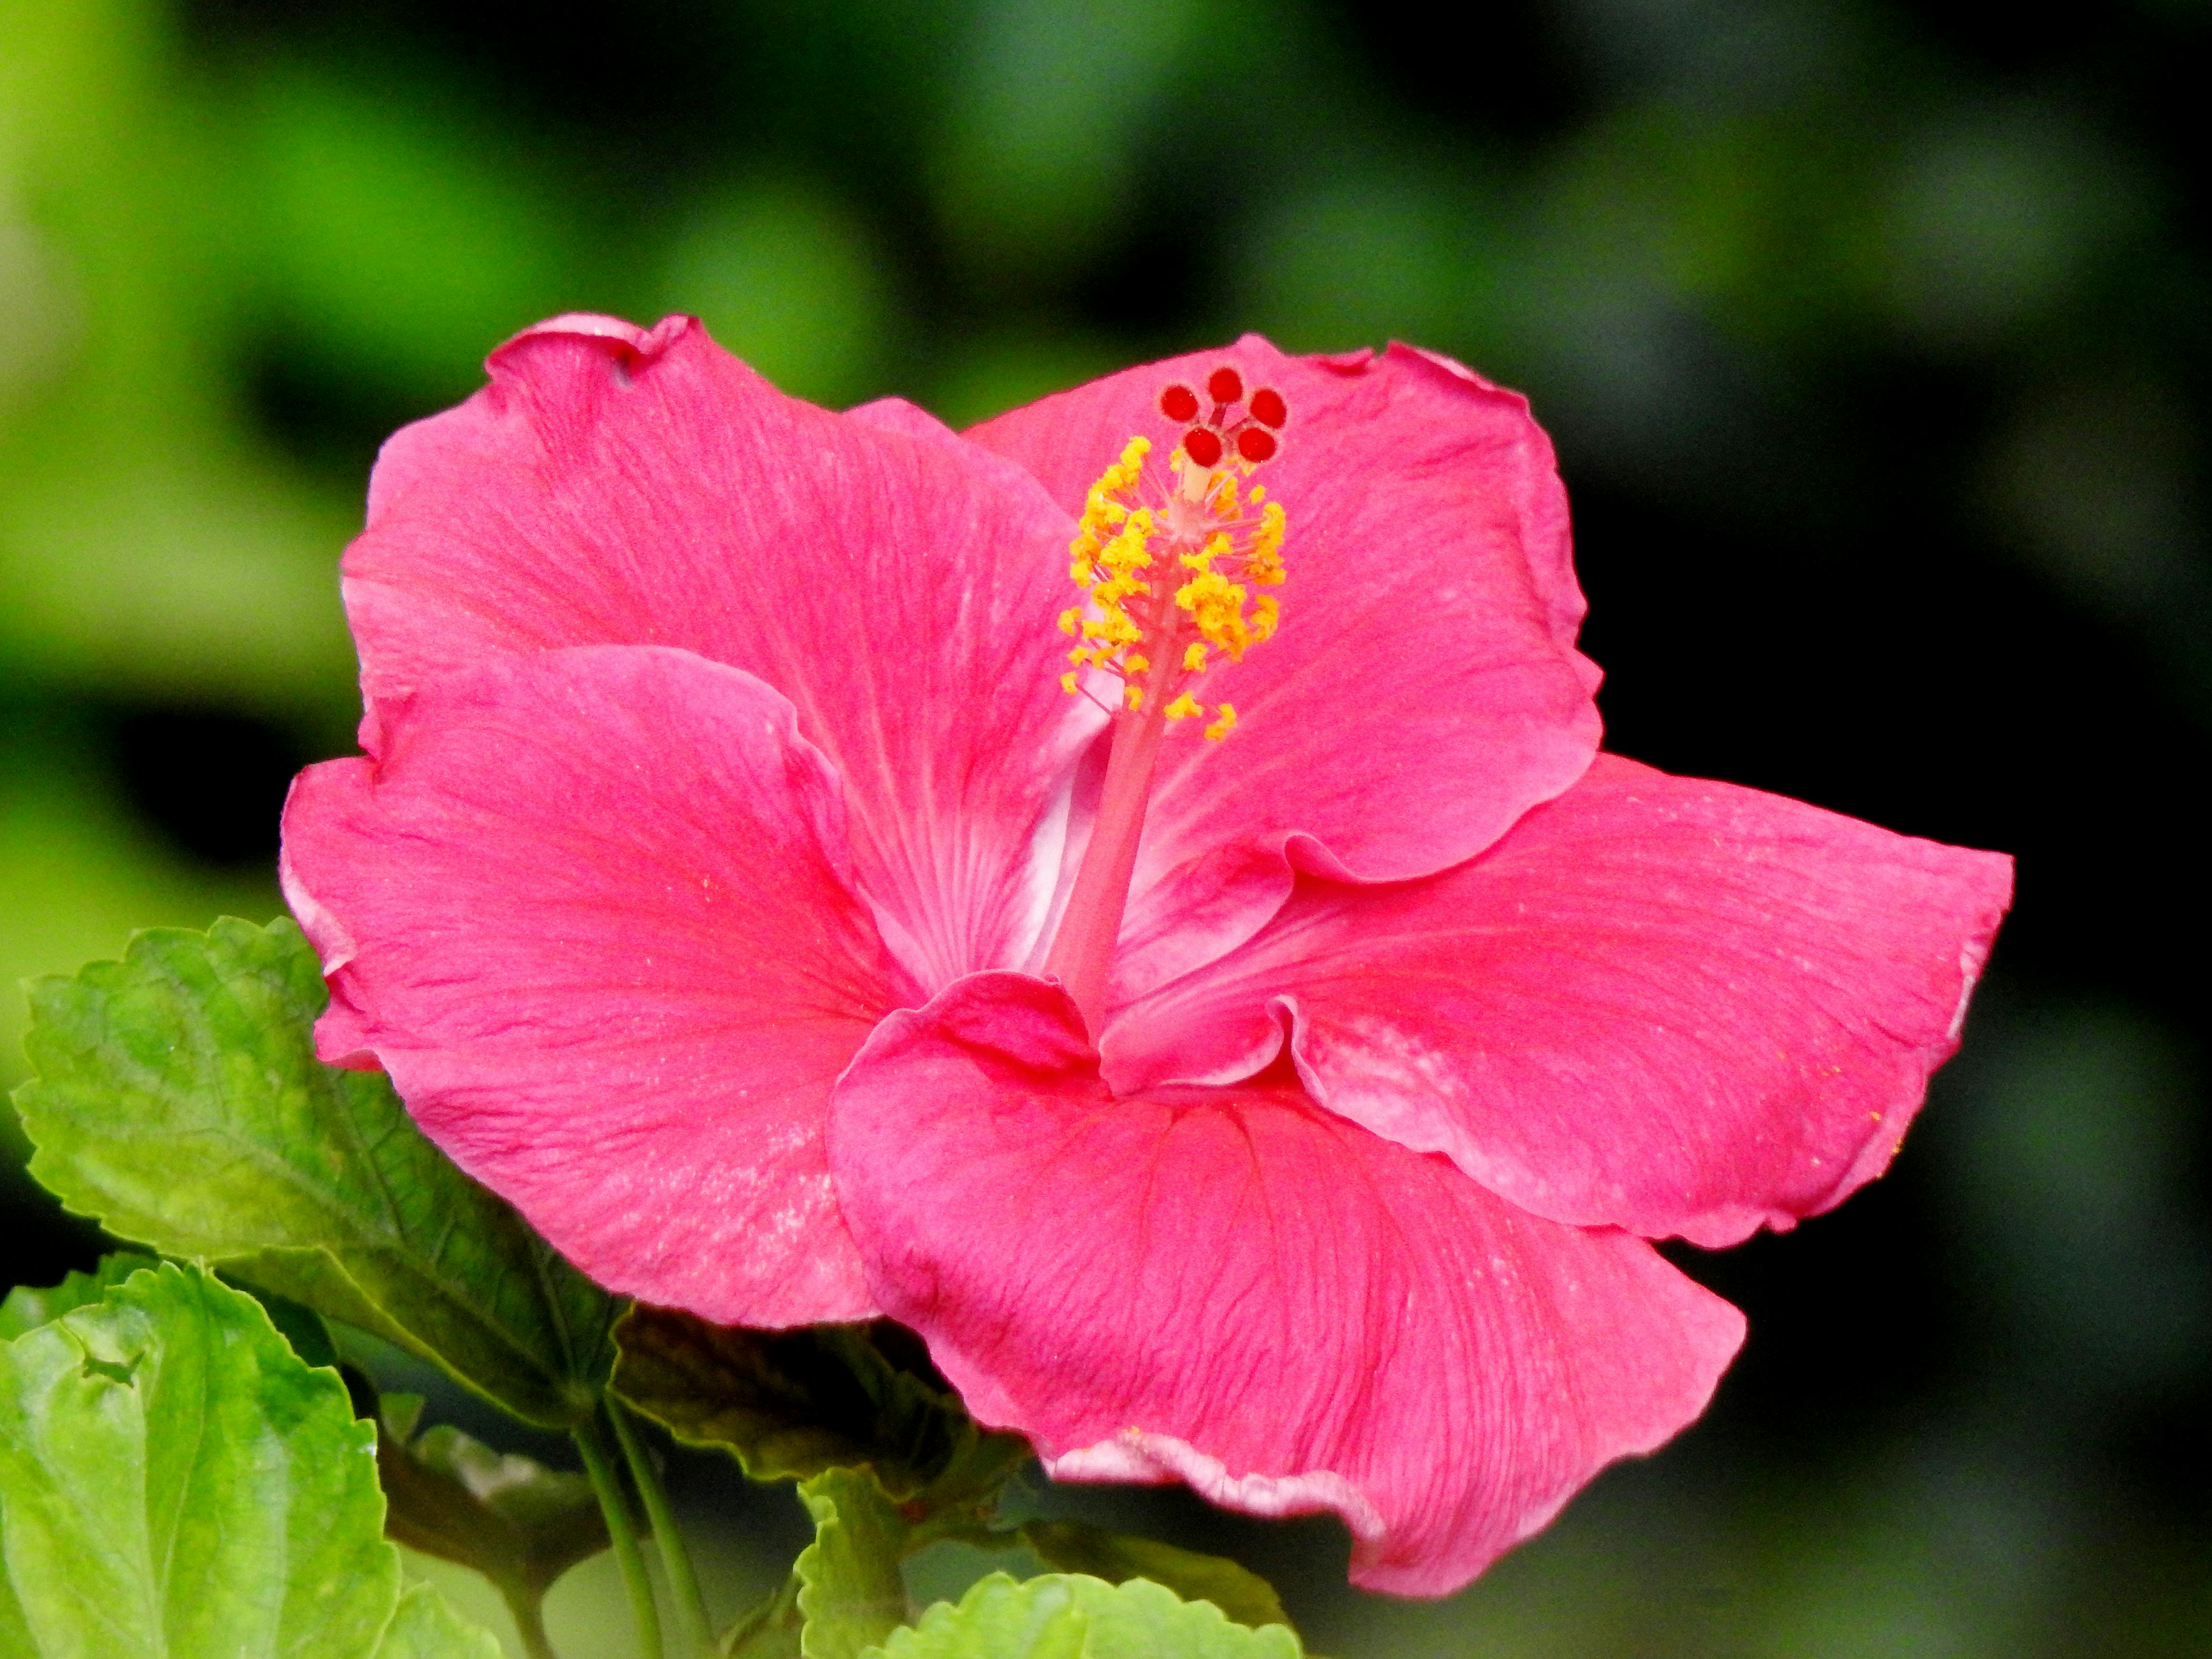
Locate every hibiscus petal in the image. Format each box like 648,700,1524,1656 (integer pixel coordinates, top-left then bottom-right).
1111,756,2016,1247
346,313,1100,992
830,973,1744,1596
281,644,898,1326
971,338,1601,1001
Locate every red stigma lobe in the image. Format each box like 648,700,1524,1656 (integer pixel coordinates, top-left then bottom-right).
1182,427,1225,468
1157,371,1285,474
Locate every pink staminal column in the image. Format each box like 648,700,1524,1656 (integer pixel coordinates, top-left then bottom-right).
1043,694,1172,1039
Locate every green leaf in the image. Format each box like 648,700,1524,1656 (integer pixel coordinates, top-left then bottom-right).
796,1467,910,1659
871,1574,1305,1659
373,1389,608,1640
371,1585,506,1659
0,1261,399,1654
12,916,616,1427
243,1281,343,1370
0,1253,157,1342
0,1570,30,1659
616,1307,1023,1501
1016,1522,1293,1635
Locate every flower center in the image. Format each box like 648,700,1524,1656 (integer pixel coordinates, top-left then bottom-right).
1041,367,1288,1038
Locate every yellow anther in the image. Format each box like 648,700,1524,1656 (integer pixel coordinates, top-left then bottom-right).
1204,703,1238,741
1165,692,1203,720
1058,608,1082,636
1125,685,1144,711
1252,501,1286,562
1180,531,1232,574
1060,671,1079,694
1183,643,1208,672
1175,570,1258,659
1101,517,1154,571
1126,654,1150,674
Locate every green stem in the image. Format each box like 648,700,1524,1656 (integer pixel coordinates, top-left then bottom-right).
497,1586,561,1659
576,1414,663,1659
610,1395,717,1658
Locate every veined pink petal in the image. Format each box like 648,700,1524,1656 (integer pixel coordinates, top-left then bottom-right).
1110,756,2016,1247
345,314,1100,994
972,337,1602,1001
830,973,1745,1596
281,644,896,1326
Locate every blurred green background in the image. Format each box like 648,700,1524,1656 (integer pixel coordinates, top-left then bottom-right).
4,0,2209,1653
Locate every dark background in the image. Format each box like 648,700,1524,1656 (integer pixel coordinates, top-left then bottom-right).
4,0,2208,1651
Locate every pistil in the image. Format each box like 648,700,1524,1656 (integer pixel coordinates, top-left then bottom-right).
1040,369,1288,1039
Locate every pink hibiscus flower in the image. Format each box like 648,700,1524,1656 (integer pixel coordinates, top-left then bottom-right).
280,314,2013,1596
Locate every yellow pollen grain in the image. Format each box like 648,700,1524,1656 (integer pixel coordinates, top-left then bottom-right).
1165,692,1203,720
1183,643,1208,671
1125,685,1144,710
1204,703,1238,741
